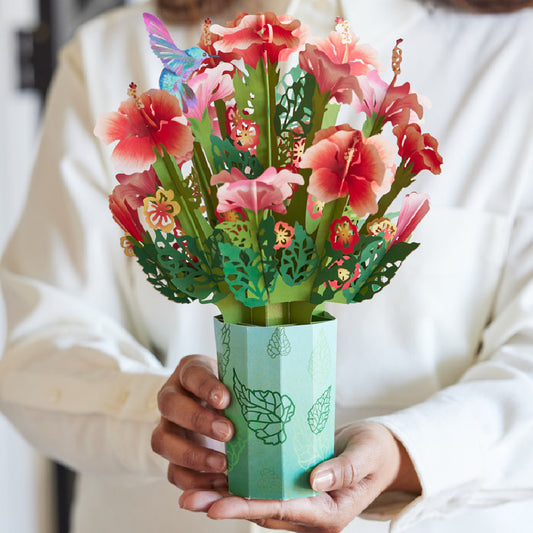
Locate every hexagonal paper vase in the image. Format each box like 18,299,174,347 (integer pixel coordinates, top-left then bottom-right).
214,313,337,500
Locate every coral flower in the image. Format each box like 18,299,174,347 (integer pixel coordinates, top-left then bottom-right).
143,189,181,233
327,258,361,290
299,45,362,104
330,216,360,254
301,127,394,217
212,167,304,214
394,123,443,175
230,118,261,154
210,12,305,68
94,88,194,173
274,221,295,250
315,19,381,76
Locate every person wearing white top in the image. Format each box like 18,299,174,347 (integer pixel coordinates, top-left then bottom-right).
1,0,532,532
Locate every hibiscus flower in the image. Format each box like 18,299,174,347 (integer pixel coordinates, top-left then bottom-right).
109,188,145,242
394,123,443,175
185,63,234,123
143,188,181,233
301,127,394,217
389,192,430,247
210,12,306,68
212,167,304,214
94,87,194,173
314,19,381,76
299,44,362,104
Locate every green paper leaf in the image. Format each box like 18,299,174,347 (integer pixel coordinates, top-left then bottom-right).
217,220,255,249
348,241,419,303
307,386,332,435
233,59,279,168
133,239,191,304
280,222,319,286
218,243,268,307
233,370,295,446
211,135,264,178
154,230,223,303
275,67,316,137
258,215,279,291
266,327,291,358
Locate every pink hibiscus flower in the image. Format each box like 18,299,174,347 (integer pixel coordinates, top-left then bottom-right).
389,192,430,247
113,168,160,209
210,12,306,68
299,44,362,104
354,70,424,129
94,87,194,173
314,24,381,76
301,127,394,217
211,167,304,214
109,189,145,242
185,63,234,122
394,123,443,175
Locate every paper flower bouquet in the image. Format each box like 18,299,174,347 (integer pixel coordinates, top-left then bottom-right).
95,11,442,499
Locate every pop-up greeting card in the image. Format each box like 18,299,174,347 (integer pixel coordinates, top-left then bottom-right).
95,11,442,500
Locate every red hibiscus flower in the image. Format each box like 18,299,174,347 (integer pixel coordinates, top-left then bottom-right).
390,192,430,248
94,88,194,173
299,44,362,104
109,190,145,242
330,216,359,254
114,168,160,209
301,127,393,217
394,123,443,175
210,12,305,68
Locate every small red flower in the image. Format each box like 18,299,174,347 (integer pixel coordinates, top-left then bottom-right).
330,216,359,254
230,118,261,154
274,221,295,250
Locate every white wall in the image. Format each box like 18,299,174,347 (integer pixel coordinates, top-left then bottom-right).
0,0,56,532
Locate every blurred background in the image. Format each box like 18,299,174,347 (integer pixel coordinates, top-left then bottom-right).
0,2,140,532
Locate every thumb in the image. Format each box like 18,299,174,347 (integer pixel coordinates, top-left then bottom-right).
310,425,382,492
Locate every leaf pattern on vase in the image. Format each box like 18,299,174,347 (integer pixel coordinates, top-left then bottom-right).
267,327,291,358
217,322,231,380
226,426,249,473
233,370,295,445
307,385,332,435
307,327,332,385
293,417,333,469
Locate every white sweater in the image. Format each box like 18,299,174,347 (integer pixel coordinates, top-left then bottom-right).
1,0,533,531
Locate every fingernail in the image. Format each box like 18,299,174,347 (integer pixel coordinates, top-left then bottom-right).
206,453,226,472
312,469,334,492
212,419,231,440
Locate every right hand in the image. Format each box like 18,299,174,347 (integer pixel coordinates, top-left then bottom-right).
151,354,234,492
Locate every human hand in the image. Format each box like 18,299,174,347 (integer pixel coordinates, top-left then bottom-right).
179,421,421,532
151,354,233,491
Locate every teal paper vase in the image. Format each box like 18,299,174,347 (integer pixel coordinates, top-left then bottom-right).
213,313,337,500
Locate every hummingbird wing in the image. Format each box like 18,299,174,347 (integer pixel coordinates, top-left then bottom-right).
143,12,189,77
159,69,198,114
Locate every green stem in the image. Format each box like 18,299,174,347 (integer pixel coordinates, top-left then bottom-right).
192,142,218,227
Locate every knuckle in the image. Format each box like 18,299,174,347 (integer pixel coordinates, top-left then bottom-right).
190,406,211,431
338,455,357,487
150,425,164,455
181,447,203,469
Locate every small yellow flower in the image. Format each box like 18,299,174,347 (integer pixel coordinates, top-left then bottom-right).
120,235,135,257
143,189,181,233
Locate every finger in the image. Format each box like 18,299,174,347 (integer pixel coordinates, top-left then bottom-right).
179,489,227,512
151,421,227,473
177,355,230,409
167,463,228,491
311,431,380,492
157,387,233,441
249,518,321,532
206,493,335,526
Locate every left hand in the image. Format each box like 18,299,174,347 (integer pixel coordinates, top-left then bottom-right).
178,421,421,532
